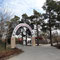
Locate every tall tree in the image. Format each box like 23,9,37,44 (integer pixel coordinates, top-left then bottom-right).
0,9,12,41
29,9,43,46
7,15,20,44
42,0,60,46
33,9,42,46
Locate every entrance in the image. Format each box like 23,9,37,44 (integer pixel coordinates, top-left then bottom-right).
11,23,36,48
16,26,32,46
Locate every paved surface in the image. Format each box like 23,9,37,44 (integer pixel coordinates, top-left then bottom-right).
8,44,60,60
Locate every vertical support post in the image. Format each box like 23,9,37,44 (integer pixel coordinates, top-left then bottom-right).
32,37,35,46
11,37,16,48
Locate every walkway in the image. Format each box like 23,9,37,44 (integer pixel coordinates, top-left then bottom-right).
8,44,60,60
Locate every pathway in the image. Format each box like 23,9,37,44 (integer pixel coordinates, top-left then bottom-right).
8,44,60,60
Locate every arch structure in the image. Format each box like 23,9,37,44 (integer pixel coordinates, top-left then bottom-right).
11,23,35,48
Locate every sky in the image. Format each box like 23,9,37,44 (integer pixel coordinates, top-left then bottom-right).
0,0,60,18
0,0,46,18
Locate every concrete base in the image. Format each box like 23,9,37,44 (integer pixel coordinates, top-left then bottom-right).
31,37,36,46
11,37,36,48
11,37,16,48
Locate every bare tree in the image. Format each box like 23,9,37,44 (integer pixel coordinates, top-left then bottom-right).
0,9,12,41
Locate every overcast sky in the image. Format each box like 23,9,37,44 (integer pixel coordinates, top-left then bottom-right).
0,0,59,18
0,0,46,18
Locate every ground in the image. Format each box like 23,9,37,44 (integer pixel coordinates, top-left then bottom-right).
8,44,60,60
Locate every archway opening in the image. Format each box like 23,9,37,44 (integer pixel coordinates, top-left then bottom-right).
16,26,32,46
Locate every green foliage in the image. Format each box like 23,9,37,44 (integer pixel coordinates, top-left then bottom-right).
42,0,60,31
42,0,60,46
21,13,29,23
11,15,20,22
33,9,41,18
22,13,28,19
7,15,20,44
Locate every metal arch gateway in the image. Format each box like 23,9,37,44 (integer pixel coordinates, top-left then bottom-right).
11,23,35,48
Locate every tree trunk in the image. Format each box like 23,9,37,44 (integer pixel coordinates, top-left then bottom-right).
22,32,23,45
5,39,7,49
49,11,53,46
50,25,53,46
36,23,39,46
26,30,27,45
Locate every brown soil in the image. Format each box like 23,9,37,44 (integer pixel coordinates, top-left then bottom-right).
0,48,24,60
